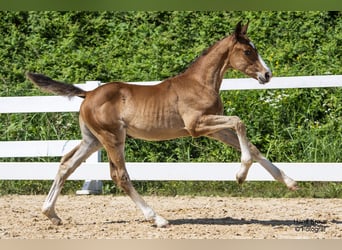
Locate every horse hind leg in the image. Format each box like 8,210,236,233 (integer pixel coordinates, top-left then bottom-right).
42,123,102,225
100,129,169,228
42,145,79,225
108,160,169,227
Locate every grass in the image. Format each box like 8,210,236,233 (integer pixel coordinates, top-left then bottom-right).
106,180,342,198
1,180,341,198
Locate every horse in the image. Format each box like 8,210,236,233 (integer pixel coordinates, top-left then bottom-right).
27,21,297,228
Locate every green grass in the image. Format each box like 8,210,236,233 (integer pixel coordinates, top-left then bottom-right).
1,180,341,198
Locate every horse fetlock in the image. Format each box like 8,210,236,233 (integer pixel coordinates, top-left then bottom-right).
241,156,253,167
143,208,156,221
275,169,298,191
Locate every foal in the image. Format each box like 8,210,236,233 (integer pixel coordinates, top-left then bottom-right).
27,22,297,228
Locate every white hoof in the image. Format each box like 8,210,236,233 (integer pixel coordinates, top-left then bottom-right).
284,177,299,191
236,169,248,184
154,215,169,228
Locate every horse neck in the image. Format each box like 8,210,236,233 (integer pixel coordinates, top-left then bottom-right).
183,36,234,92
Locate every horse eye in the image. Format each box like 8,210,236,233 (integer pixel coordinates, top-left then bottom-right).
244,50,251,56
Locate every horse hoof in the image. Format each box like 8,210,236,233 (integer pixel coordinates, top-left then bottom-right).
288,181,299,191
155,215,169,228
284,177,299,191
236,173,246,184
42,209,63,225
50,217,63,225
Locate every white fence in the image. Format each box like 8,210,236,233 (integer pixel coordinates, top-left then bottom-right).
1,75,342,185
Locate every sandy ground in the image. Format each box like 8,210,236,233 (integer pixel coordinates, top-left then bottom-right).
0,195,341,239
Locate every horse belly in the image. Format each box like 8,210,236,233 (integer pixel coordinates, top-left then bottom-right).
124,93,187,140
126,126,189,141
125,113,188,141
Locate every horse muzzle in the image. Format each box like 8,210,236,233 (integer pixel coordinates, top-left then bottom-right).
257,71,272,84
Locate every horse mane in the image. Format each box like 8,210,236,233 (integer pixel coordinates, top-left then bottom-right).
180,35,231,74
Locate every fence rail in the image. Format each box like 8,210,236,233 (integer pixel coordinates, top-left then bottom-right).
1,162,341,182
1,75,341,185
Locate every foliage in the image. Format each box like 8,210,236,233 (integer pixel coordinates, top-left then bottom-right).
0,11,341,197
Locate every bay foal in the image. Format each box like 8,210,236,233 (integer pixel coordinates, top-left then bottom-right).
27,22,297,228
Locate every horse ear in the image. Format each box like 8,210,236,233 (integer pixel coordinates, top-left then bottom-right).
235,21,249,38
235,21,243,37
241,21,249,35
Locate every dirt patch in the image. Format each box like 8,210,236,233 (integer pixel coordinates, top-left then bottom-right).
0,195,341,239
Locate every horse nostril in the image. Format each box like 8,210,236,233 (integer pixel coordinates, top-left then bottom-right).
265,72,271,81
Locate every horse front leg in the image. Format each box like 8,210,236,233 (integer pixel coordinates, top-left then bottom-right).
206,128,251,184
248,142,298,190
194,115,255,183
206,128,298,190
194,115,254,179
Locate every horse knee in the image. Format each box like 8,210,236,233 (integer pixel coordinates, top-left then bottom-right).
241,157,253,167
235,118,247,134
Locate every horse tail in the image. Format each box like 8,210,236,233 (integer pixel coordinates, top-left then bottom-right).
26,72,87,98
